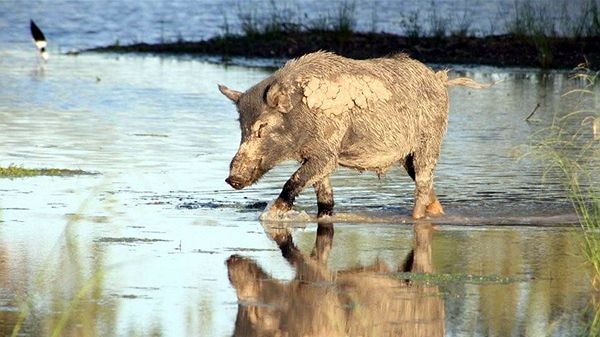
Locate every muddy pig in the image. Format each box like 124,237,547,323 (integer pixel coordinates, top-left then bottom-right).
219,51,487,219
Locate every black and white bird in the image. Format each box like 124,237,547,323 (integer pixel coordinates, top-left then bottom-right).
30,19,48,61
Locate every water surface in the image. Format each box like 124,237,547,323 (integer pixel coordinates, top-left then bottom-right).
1,0,593,52
0,43,596,336
1,1,599,332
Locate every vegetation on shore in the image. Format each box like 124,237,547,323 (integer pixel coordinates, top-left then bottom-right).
87,32,599,70
86,0,600,69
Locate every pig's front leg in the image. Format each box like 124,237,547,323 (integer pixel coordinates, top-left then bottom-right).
269,156,337,217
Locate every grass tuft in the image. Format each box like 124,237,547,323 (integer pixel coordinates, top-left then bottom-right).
234,0,356,37
530,66,600,281
0,165,96,178
528,64,600,336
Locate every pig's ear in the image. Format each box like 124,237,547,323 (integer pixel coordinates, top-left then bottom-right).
264,82,292,113
218,84,242,102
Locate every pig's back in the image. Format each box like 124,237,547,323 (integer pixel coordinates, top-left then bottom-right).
278,52,449,172
331,55,448,171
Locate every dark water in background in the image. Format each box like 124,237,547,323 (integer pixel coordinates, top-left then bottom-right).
0,0,596,51
0,1,599,337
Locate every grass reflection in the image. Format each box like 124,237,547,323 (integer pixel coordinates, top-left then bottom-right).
4,188,136,337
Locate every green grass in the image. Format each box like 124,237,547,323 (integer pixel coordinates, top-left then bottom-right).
89,0,600,69
224,0,357,38
218,0,598,69
529,67,600,335
531,68,599,271
502,0,600,67
0,165,96,178
227,0,600,40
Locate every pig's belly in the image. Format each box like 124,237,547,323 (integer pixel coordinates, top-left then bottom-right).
337,145,408,173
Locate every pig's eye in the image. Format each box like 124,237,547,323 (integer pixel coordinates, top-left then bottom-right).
255,122,268,138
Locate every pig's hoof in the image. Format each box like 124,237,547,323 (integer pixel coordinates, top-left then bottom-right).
271,198,292,212
426,200,444,216
259,209,310,222
412,213,425,220
412,204,426,220
259,200,310,222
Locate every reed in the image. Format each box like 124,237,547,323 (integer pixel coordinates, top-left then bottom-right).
530,66,600,283
233,0,356,37
528,65,600,336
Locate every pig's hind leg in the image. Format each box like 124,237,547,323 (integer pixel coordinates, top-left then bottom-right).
403,153,444,219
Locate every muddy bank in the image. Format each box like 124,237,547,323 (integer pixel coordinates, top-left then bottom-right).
86,31,600,69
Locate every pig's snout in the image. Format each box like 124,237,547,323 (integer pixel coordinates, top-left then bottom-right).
225,175,247,190
226,150,263,190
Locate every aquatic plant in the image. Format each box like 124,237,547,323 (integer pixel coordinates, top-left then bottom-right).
529,65,600,334
0,165,95,178
531,66,599,275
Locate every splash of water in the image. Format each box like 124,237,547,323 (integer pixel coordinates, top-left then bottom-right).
258,200,311,222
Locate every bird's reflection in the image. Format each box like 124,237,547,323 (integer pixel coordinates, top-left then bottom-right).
227,222,444,337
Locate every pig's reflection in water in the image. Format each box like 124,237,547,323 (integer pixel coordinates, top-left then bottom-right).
227,223,444,337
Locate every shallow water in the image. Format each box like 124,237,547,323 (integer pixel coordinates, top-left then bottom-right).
2,1,600,333
0,42,597,336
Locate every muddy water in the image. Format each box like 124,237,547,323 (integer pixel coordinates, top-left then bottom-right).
0,44,596,336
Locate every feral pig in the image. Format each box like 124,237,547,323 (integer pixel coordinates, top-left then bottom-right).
219,51,487,219
227,222,444,337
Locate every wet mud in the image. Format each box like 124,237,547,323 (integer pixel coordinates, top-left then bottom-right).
87,33,600,70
